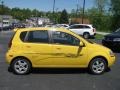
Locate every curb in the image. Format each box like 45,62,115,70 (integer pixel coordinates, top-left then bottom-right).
96,32,110,35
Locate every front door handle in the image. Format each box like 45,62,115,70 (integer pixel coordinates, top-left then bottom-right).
65,54,76,57
26,46,31,48
66,54,72,57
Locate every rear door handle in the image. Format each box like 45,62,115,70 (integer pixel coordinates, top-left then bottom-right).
56,48,61,50
26,46,31,48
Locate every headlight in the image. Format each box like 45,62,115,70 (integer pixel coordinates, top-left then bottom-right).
113,38,120,41
109,51,114,57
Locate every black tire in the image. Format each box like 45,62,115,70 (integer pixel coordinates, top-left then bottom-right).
11,57,32,75
83,32,90,39
88,57,107,75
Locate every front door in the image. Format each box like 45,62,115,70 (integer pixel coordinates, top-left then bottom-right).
50,31,87,67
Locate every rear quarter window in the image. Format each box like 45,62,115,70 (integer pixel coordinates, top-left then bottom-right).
20,31,27,41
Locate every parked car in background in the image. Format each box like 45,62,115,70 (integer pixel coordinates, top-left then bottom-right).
68,24,96,39
102,28,120,50
45,24,60,28
6,27,115,75
12,23,26,29
0,25,14,31
56,24,69,28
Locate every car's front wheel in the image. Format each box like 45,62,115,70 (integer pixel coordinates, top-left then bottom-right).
89,57,107,75
11,57,32,75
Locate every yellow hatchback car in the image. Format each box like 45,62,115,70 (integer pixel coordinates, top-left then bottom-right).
6,27,115,75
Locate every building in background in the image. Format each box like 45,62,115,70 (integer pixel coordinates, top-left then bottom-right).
70,18,90,24
0,15,13,27
26,17,51,27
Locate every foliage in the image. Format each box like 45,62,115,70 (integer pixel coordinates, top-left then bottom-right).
0,1,119,32
87,7,112,31
110,0,120,31
59,9,69,24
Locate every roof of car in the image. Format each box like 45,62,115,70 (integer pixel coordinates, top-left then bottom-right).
16,27,68,32
70,24,92,26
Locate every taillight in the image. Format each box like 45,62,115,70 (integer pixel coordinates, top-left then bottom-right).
8,38,12,48
8,32,16,48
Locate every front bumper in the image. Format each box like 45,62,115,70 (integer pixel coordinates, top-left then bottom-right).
108,55,116,67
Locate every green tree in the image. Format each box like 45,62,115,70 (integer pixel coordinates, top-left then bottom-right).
59,9,69,24
0,5,10,15
87,0,111,31
111,0,120,31
94,0,108,13
87,7,111,31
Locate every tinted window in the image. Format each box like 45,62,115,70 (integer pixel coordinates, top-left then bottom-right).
27,30,49,43
115,28,120,33
20,31,27,41
52,31,80,46
84,25,90,29
70,25,84,29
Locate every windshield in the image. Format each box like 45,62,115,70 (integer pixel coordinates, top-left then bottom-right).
114,28,120,33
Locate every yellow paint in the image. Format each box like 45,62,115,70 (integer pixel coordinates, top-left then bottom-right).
6,27,115,68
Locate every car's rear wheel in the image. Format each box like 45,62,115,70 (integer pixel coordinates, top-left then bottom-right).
89,57,107,75
83,32,90,39
11,57,32,75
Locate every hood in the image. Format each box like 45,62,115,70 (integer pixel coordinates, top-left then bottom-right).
105,33,120,38
89,43,111,52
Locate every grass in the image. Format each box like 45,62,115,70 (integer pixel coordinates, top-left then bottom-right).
95,34,104,40
89,34,104,43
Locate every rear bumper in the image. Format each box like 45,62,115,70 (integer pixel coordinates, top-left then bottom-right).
89,33,96,38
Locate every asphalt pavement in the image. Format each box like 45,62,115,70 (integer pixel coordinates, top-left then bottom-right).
0,31,120,90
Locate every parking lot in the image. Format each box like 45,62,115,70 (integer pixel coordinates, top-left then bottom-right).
0,31,120,90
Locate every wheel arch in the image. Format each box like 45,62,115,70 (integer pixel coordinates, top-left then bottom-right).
83,32,90,38
83,32,90,35
10,56,32,67
88,56,108,67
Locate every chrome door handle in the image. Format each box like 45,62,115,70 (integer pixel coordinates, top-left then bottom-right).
56,48,61,50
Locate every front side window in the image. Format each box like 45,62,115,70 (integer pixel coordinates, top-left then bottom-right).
52,31,80,46
26,30,49,43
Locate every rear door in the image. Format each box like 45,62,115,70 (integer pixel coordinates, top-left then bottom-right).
22,30,52,66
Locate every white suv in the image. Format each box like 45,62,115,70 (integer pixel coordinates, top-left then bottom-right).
68,24,96,39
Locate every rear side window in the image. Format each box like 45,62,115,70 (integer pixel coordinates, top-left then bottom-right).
84,25,90,29
70,25,84,29
20,31,27,41
26,30,49,43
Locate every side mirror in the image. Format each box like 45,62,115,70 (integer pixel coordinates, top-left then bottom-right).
79,42,84,47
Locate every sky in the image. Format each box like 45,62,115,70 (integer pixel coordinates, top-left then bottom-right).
3,0,95,12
